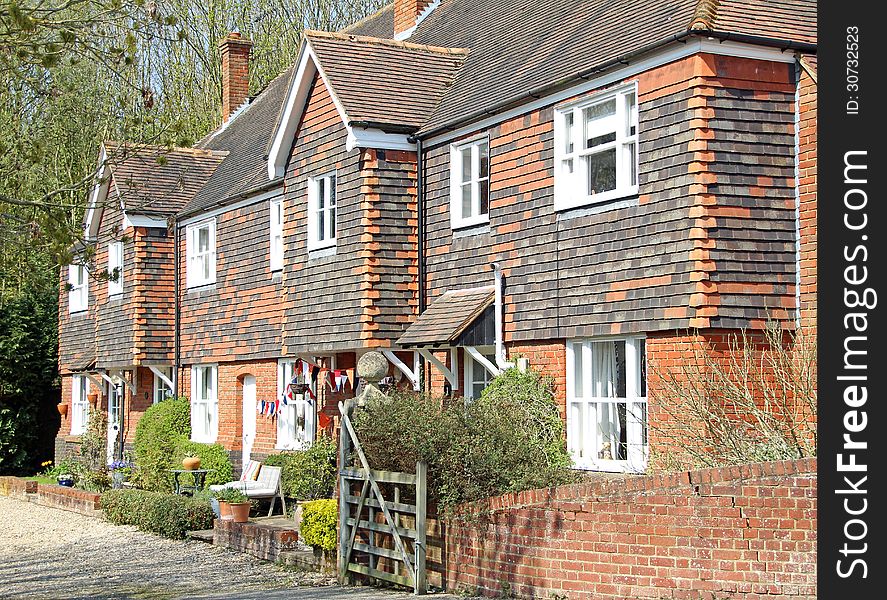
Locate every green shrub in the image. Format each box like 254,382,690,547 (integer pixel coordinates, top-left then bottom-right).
352,368,574,511
173,440,233,487
132,397,190,491
101,488,214,539
264,436,337,500
300,499,337,551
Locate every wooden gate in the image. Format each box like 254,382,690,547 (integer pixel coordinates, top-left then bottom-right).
338,401,427,594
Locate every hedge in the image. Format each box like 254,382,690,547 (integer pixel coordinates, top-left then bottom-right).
132,397,190,491
263,436,336,500
299,499,337,551
101,489,214,539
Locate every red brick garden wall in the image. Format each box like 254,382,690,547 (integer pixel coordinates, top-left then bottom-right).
444,458,816,599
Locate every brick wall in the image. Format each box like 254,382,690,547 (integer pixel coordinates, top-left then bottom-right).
444,458,816,599
797,59,816,328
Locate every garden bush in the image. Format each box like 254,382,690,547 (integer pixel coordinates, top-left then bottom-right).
264,436,336,500
352,367,574,511
101,488,214,539
173,439,233,487
132,397,190,491
299,499,337,551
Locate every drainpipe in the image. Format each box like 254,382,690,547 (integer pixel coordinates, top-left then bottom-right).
173,220,181,398
490,262,514,371
415,137,427,387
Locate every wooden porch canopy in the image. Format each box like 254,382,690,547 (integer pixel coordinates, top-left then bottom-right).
393,286,498,391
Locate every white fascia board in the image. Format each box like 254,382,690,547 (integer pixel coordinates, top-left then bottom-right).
178,186,283,227
346,127,416,152
268,43,354,179
268,45,318,180
123,213,168,229
424,38,798,147
84,145,111,241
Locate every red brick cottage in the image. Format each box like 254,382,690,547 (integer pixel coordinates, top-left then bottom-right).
57,0,817,477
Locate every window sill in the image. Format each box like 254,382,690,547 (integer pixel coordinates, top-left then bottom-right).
186,283,217,293
554,186,639,213
451,215,490,231
68,308,88,316
452,223,491,239
570,459,647,474
308,246,336,261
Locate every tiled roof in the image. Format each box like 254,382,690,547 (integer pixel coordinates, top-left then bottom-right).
306,30,467,131
103,142,226,216
706,0,817,45
397,286,495,347
400,0,816,135
343,2,395,38
182,66,295,217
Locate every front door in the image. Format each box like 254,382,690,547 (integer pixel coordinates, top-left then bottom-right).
242,375,256,470
107,378,122,462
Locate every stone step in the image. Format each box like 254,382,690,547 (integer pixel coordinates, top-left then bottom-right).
187,529,215,543
278,548,335,575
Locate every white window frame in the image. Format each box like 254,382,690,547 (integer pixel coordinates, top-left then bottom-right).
186,219,216,288
107,242,123,297
554,83,639,211
464,346,496,401
153,367,174,404
190,365,218,443
307,172,337,251
70,374,90,435
276,359,317,450
269,198,284,272
449,135,491,229
68,264,88,313
566,336,647,473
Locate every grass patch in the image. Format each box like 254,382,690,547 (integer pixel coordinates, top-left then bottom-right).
24,475,56,485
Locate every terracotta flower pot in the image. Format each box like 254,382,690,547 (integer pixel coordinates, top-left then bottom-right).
87,392,99,407
218,501,233,521
229,502,251,523
57,403,69,417
182,456,201,470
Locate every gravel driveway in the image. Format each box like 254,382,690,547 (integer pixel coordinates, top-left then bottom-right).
0,496,444,600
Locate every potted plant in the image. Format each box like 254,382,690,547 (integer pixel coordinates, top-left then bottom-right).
57,403,69,417
107,460,133,489
57,472,75,487
87,391,99,408
216,488,250,523
182,455,201,470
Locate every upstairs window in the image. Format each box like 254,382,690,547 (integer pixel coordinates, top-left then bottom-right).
107,242,123,297
555,84,638,211
308,173,336,250
68,264,88,313
186,220,216,287
450,137,490,229
190,365,218,443
270,198,283,272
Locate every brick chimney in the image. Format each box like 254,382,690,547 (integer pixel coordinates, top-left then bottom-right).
219,32,252,124
394,0,434,38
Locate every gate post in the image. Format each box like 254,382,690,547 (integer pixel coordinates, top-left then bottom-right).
415,460,428,595
338,416,351,585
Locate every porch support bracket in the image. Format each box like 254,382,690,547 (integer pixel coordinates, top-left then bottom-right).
417,348,458,391
464,346,501,378
381,350,420,390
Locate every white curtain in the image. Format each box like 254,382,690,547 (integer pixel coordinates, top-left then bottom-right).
592,342,620,460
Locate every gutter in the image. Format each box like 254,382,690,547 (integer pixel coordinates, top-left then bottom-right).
414,136,427,387
490,263,514,371
416,30,816,140
350,120,419,135
176,176,283,221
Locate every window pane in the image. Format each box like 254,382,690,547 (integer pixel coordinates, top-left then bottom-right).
562,158,574,175
625,92,637,137
317,178,325,209
638,339,647,396
198,227,209,253
626,142,637,186
479,179,489,215
584,99,616,149
460,147,472,183
479,142,489,178
585,149,617,195
564,112,574,153
328,207,336,239
317,206,325,241
329,175,336,207
461,183,472,218
595,401,628,461
573,343,584,398
586,132,616,148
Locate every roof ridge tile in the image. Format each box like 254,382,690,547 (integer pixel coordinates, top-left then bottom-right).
305,29,468,56
689,0,721,30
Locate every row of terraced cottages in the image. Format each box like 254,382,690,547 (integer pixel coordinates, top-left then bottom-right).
56,0,817,476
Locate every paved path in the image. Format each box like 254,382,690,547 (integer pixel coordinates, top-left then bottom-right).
0,496,453,600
